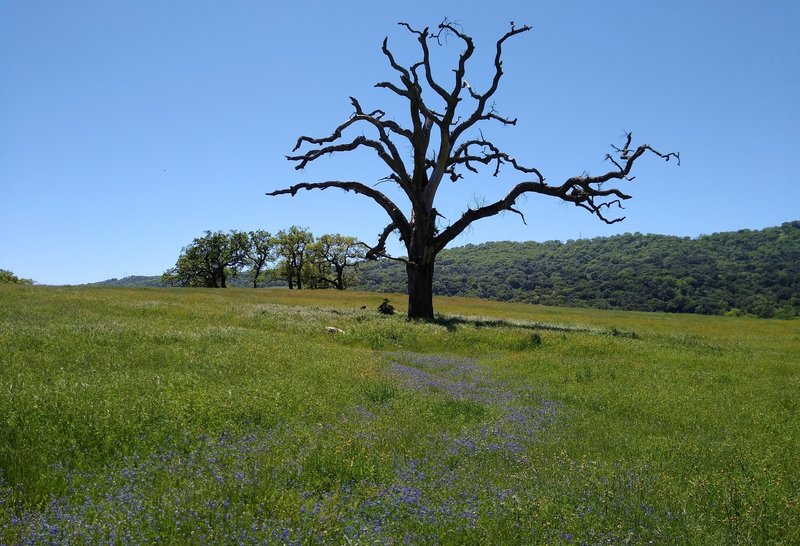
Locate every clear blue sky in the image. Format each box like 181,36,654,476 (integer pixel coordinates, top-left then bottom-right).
2,1,798,285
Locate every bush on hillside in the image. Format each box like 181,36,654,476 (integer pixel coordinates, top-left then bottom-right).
0,269,33,285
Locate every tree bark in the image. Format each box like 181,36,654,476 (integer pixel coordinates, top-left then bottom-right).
334,264,345,290
406,251,435,320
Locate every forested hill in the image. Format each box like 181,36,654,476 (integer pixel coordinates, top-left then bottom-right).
356,221,800,318
90,275,165,287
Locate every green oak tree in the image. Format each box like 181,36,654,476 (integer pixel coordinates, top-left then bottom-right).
243,230,275,288
310,234,366,290
162,231,247,288
274,226,313,290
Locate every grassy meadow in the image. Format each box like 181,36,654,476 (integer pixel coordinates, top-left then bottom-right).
0,284,798,544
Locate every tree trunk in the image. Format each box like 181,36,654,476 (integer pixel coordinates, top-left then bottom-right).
406,255,435,320
334,264,345,290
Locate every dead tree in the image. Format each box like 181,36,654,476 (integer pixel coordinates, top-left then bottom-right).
267,20,679,320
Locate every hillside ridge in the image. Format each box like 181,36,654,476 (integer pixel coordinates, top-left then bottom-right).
357,221,800,318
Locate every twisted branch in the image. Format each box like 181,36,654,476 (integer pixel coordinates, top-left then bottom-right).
451,22,532,142
436,135,677,250
266,181,411,243
451,138,544,178
358,223,411,265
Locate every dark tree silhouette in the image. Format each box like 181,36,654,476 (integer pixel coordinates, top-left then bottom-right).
267,20,679,319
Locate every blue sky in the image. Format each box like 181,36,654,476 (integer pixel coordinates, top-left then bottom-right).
2,1,798,285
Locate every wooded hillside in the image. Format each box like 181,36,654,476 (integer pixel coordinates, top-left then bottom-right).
357,222,800,318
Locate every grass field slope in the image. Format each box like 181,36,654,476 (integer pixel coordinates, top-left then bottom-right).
1,285,798,544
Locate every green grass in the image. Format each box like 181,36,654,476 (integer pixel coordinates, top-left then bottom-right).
0,284,798,544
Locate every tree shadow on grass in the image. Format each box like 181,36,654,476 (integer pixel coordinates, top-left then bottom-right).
430,314,639,338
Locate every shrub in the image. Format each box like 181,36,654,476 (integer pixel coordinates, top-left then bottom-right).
0,269,33,284
377,298,395,315
516,332,542,350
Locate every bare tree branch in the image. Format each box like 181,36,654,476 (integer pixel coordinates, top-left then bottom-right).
350,97,413,141
267,181,411,243
289,101,411,181
434,20,476,103
450,138,545,179
287,135,391,171
374,79,411,98
436,136,675,250
356,223,411,266
380,35,413,83
451,22,532,142
398,22,455,112
378,34,440,129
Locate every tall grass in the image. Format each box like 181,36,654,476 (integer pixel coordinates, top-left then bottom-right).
0,285,797,544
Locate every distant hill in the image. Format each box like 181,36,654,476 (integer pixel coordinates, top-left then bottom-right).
356,221,800,318
88,275,282,289
90,275,166,287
